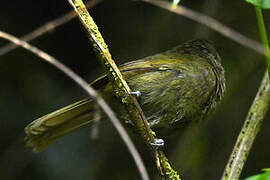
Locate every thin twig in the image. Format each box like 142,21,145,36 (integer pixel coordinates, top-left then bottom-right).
142,0,264,55
221,71,270,180
0,30,150,180
0,0,264,60
0,0,102,56
255,7,270,77
67,0,180,179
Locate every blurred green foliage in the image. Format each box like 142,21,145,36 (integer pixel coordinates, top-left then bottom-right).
245,169,270,180
245,0,270,9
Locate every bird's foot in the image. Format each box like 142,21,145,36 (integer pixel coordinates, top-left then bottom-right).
129,90,142,97
150,138,165,148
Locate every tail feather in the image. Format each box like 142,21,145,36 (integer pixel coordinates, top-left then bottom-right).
25,98,95,152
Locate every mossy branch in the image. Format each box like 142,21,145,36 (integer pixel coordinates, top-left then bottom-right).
221,71,270,180
67,0,181,179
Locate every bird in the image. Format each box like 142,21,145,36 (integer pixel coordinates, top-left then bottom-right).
25,39,225,152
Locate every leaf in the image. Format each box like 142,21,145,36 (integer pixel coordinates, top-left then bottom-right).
262,168,270,172
244,170,270,180
245,0,270,9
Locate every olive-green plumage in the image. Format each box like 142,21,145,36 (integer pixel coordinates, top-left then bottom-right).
25,39,225,152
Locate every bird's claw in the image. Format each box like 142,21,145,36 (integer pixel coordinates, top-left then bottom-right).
150,138,165,148
129,90,141,97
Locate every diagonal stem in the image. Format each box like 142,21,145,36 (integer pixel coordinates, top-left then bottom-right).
221,71,270,180
0,30,150,180
0,0,102,56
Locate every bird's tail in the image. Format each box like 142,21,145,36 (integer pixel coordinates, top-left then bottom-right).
25,98,95,152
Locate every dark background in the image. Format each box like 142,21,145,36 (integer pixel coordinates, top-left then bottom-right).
0,0,269,179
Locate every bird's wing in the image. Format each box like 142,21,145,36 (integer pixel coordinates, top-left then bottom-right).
91,55,181,89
